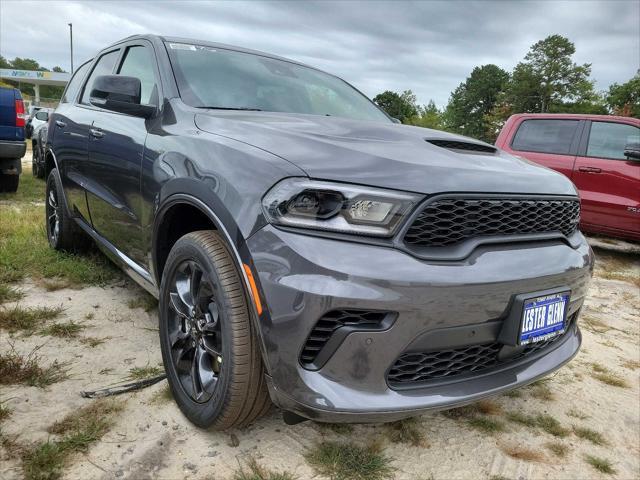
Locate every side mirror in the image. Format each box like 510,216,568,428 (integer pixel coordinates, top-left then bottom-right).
391,117,402,124
624,143,640,160
90,75,155,118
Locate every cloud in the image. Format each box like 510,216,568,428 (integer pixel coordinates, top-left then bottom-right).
1,0,638,107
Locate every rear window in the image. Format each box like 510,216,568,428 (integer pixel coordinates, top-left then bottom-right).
511,119,579,155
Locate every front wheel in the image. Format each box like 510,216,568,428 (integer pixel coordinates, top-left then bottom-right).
159,231,271,429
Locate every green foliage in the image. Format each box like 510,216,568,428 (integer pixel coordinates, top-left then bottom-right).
1,57,66,100
406,100,443,129
606,74,640,117
443,64,509,142
373,90,418,122
305,441,394,480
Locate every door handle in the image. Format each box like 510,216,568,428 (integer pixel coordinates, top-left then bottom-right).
90,128,104,139
55,120,66,128
578,166,602,173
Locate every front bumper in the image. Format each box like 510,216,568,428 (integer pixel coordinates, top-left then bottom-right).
247,226,593,422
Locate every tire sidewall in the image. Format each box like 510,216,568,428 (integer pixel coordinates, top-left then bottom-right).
159,235,237,428
46,171,62,249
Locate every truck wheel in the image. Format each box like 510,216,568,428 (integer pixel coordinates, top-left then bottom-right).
46,169,90,251
0,174,19,193
159,231,271,429
32,148,42,178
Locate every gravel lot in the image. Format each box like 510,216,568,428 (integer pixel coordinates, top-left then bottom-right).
1,157,639,480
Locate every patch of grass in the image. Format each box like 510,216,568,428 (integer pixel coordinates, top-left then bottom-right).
503,389,522,398
0,204,119,288
0,348,69,387
40,321,86,338
0,171,45,203
127,365,164,380
126,293,157,312
476,400,502,415
467,416,506,434
79,337,107,348
317,423,355,435
581,315,612,334
233,456,296,480
590,364,629,388
383,417,427,447
566,408,589,420
23,399,123,480
545,441,569,457
0,305,64,334
573,426,607,445
621,359,640,370
0,402,12,423
37,278,73,292
584,454,616,474
535,414,569,438
529,383,555,401
441,404,480,420
499,444,545,462
305,441,394,480
505,412,568,437
506,411,537,428
0,284,24,304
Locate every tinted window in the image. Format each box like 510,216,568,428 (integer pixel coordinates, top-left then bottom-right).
60,61,91,103
587,122,640,160
166,42,390,123
80,50,120,105
512,119,579,155
117,46,157,105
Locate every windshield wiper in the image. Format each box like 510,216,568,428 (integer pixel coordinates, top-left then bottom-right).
197,106,263,111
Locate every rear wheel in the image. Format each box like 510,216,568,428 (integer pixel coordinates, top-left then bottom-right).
0,174,19,193
32,147,43,178
46,169,90,251
159,231,271,429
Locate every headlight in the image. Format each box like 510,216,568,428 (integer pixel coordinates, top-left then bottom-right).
262,178,421,236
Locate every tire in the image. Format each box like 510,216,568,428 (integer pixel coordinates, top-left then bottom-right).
32,148,41,178
46,169,90,251
159,230,271,429
0,174,19,193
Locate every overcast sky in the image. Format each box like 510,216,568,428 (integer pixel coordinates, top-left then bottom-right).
1,0,638,107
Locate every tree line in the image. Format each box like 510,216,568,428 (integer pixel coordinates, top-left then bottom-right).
373,34,639,143
0,55,67,100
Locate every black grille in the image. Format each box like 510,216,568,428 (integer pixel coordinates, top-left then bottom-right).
427,139,496,153
387,330,568,387
404,197,580,248
300,310,388,367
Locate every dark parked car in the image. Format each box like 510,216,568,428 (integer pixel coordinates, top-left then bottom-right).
44,34,593,429
0,86,26,192
496,114,640,242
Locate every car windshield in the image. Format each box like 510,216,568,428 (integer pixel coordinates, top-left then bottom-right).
166,42,390,123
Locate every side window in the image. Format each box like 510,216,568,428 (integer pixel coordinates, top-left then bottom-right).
60,61,91,104
80,50,120,105
512,119,579,155
586,122,640,160
117,46,157,105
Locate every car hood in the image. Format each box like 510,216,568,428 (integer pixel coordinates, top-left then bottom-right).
194,111,577,196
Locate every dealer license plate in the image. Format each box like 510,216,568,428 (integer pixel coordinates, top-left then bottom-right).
519,292,569,345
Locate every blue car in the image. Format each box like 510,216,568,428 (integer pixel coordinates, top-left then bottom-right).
0,86,26,192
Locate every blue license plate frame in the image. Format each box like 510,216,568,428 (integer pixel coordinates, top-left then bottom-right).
519,291,570,345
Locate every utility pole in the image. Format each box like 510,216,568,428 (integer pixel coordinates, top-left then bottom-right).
68,23,74,73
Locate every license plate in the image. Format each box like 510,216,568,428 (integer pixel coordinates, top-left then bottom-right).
519,292,569,345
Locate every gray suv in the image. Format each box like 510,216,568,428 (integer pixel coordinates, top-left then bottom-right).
44,34,593,429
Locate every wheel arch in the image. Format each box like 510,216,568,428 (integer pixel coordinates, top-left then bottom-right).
153,193,272,374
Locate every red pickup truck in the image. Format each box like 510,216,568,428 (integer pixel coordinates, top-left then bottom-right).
496,114,640,242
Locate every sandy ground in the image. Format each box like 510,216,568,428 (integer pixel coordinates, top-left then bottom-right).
1,163,639,479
